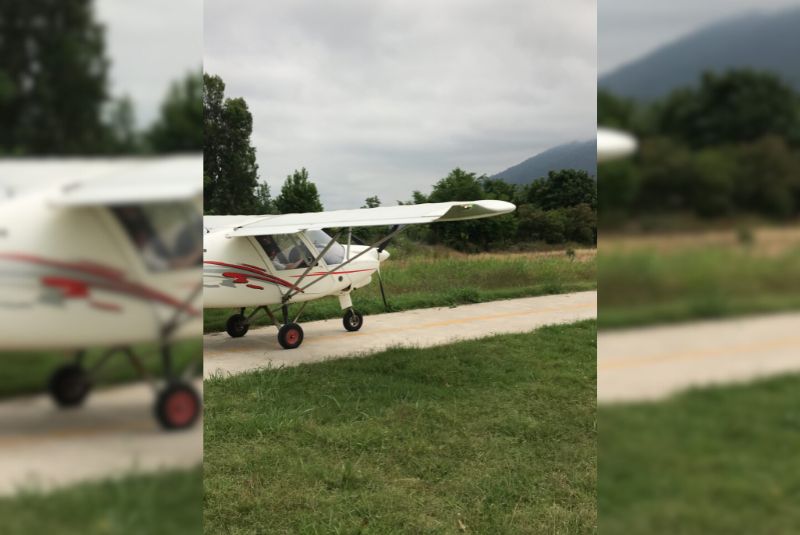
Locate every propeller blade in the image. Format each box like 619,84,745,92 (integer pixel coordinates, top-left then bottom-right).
378,224,401,253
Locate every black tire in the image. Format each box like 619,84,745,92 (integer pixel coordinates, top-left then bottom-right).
278,323,304,349
343,309,363,332
154,382,201,430
226,313,249,338
48,364,91,407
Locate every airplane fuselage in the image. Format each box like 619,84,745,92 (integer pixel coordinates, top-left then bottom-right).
202,229,381,309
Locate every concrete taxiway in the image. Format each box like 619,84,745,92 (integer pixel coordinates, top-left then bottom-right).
0,380,202,496
598,312,800,403
204,291,597,378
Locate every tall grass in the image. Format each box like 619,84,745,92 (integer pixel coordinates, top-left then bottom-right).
599,246,800,328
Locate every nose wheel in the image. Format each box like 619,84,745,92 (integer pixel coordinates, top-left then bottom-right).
343,309,363,332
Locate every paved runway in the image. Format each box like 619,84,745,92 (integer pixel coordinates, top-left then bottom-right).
598,312,800,403
0,380,202,496
204,291,597,378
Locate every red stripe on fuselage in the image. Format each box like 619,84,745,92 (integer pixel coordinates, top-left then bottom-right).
288,268,374,278
0,253,198,315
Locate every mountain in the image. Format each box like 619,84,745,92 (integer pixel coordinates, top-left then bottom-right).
599,7,800,100
492,140,596,184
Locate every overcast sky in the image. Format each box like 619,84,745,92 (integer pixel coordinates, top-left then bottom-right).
600,0,800,75
205,0,596,209
96,0,202,128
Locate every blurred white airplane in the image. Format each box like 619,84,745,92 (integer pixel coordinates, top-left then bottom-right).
204,200,516,349
598,128,637,162
0,156,203,429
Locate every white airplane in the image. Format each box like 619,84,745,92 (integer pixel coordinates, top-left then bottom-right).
0,156,203,430
204,200,516,349
597,128,637,162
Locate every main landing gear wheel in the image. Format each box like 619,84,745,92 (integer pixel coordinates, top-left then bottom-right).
343,309,363,332
278,323,304,349
154,382,201,430
49,364,91,407
226,313,250,338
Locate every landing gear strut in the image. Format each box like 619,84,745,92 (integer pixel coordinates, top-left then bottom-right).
47,344,201,431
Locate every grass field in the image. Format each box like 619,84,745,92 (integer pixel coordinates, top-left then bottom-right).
598,244,800,329
204,322,597,534
599,373,800,533
0,339,201,399
204,249,596,333
0,467,201,535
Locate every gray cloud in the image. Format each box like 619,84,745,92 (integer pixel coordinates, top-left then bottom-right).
205,0,596,209
96,0,202,128
600,0,800,74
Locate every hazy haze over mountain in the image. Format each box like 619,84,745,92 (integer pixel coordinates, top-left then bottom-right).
493,140,596,185
600,6,800,100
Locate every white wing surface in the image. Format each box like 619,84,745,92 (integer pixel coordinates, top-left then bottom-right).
0,155,201,205
597,128,637,162
210,200,516,237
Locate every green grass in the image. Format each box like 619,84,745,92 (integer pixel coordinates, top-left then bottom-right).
0,467,201,535
599,374,800,534
204,322,597,534
0,339,201,399
599,246,800,328
205,252,596,333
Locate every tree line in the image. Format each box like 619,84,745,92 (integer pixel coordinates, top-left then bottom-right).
599,69,800,228
203,73,596,250
0,0,202,156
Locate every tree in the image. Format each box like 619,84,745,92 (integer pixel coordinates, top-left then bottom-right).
530,169,597,210
598,90,637,131
253,182,276,214
517,206,566,244
275,168,323,214
362,196,381,208
147,70,203,153
105,95,140,154
0,0,110,154
203,73,260,215
658,70,800,148
425,168,516,251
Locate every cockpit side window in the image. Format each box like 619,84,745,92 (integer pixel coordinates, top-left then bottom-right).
111,202,202,272
255,234,315,271
306,229,345,265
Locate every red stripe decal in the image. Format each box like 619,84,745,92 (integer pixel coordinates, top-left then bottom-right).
289,268,374,278
1,253,198,316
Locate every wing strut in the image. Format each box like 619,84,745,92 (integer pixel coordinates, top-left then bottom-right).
281,229,343,302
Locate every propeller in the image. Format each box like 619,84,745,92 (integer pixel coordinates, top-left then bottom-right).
377,224,402,253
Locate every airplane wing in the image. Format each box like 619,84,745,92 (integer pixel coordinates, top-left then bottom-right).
213,200,516,237
0,155,202,205
597,128,637,162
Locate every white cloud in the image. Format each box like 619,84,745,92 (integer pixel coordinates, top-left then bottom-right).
96,0,202,128
205,0,597,209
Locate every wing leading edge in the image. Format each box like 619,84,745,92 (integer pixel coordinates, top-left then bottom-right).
213,200,516,237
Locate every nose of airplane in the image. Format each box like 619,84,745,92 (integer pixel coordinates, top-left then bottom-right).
378,249,390,262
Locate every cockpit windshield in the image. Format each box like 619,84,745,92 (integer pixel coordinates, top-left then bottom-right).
111,202,202,272
306,229,345,265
